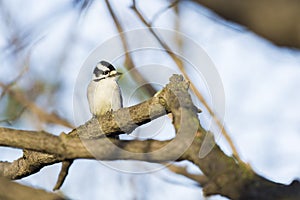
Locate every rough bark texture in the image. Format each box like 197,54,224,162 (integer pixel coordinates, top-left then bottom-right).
0,75,299,199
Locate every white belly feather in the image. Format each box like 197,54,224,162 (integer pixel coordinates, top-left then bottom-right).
87,78,122,116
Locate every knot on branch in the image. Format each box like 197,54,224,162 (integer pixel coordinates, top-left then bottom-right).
160,74,197,114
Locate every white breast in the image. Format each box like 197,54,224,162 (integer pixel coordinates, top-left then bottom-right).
87,78,122,116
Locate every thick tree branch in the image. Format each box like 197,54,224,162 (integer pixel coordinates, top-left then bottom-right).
0,128,176,162
0,75,299,199
0,75,178,180
76,94,167,138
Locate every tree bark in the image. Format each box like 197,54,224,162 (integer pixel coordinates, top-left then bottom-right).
0,75,299,199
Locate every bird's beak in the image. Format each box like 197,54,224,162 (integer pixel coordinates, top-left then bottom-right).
109,71,122,77
116,71,122,76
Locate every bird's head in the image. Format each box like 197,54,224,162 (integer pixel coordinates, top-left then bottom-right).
92,60,122,81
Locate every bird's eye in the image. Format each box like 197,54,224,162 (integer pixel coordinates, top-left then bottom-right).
103,71,109,75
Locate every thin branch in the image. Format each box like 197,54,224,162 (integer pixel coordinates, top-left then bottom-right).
0,63,28,100
131,1,243,165
0,82,74,129
0,60,28,124
150,0,180,25
167,164,208,185
0,107,26,125
53,160,73,191
105,0,157,96
0,20,73,129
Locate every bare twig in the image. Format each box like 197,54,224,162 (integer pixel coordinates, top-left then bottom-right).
131,1,243,164
105,0,157,97
0,107,26,125
0,54,73,129
0,62,29,100
0,63,28,124
150,0,180,25
0,82,74,129
53,160,73,191
167,164,208,185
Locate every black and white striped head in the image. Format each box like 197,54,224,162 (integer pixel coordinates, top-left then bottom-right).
92,61,122,81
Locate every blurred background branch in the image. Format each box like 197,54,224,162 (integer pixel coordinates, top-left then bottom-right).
131,0,243,164
0,177,65,200
105,0,157,97
191,0,300,48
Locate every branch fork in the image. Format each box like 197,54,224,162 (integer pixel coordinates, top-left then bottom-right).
0,75,299,200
